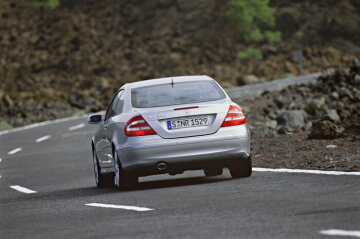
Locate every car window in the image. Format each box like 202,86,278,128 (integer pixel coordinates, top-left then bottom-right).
105,90,122,120
131,81,226,108
114,90,125,114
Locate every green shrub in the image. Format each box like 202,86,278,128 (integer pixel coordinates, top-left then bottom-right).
228,0,282,60
264,30,282,44
237,48,263,60
33,0,59,9
0,121,12,131
227,0,280,43
295,31,304,38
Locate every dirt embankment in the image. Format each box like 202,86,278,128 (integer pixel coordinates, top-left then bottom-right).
238,59,360,171
0,0,359,127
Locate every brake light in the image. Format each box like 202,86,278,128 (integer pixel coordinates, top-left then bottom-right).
221,105,246,127
174,106,199,110
124,115,156,136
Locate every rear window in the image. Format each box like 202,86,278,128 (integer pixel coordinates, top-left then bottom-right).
131,80,226,108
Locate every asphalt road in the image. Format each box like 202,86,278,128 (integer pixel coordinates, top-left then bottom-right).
0,115,359,239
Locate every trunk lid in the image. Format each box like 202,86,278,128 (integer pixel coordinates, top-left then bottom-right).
135,99,230,139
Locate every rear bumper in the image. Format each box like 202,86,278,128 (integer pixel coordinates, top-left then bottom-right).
116,125,250,176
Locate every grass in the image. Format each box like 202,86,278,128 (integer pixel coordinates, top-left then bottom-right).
0,121,13,131
71,110,86,117
237,48,263,60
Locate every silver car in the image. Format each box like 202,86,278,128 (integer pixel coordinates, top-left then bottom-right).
88,75,251,188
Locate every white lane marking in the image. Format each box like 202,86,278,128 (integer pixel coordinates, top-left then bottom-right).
320,229,360,238
10,185,37,194
0,158,3,178
7,148,22,155
68,123,85,131
253,167,360,176
35,135,51,143
85,203,154,212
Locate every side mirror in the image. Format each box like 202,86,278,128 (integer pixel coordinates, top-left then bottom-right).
88,114,102,124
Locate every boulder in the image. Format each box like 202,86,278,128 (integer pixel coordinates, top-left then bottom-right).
276,110,306,130
325,109,340,122
304,98,326,116
277,125,295,134
238,75,261,85
68,91,95,109
249,126,275,137
308,120,344,139
263,120,278,129
330,92,339,100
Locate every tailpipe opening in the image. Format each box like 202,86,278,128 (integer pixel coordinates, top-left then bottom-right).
156,162,167,171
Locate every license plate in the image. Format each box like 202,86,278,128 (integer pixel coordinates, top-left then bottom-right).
167,116,209,130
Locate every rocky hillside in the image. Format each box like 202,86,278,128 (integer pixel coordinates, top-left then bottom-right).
239,59,360,140
0,0,359,128
239,59,360,171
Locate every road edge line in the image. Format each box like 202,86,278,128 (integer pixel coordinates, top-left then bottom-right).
253,167,360,176
0,111,105,136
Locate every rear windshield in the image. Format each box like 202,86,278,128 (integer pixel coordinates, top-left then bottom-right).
131,80,226,108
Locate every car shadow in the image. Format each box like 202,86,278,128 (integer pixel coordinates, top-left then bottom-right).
1,176,233,203
126,175,232,192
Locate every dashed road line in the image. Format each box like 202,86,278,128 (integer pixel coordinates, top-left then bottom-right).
85,203,154,212
35,135,51,143
69,123,85,131
7,148,22,155
10,185,37,194
0,158,2,163
253,167,360,176
320,229,360,238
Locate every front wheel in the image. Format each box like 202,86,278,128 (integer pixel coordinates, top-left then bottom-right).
114,151,138,189
229,155,252,178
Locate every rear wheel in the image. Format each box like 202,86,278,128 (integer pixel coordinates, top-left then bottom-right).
93,149,113,188
204,168,223,177
229,155,252,178
113,151,138,189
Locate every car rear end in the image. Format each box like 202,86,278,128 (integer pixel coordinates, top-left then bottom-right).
117,76,251,176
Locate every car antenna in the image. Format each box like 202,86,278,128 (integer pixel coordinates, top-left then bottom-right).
171,78,174,88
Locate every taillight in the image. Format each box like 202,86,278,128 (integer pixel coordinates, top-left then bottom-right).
221,105,246,127
124,115,156,136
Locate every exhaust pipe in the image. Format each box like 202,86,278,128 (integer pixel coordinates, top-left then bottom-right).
156,162,167,171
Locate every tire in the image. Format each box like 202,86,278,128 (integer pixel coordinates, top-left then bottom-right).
229,155,252,178
204,168,223,177
113,151,138,189
93,149,113,188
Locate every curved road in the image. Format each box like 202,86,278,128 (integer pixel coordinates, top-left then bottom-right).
1,115,359,239
1,75,360,239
